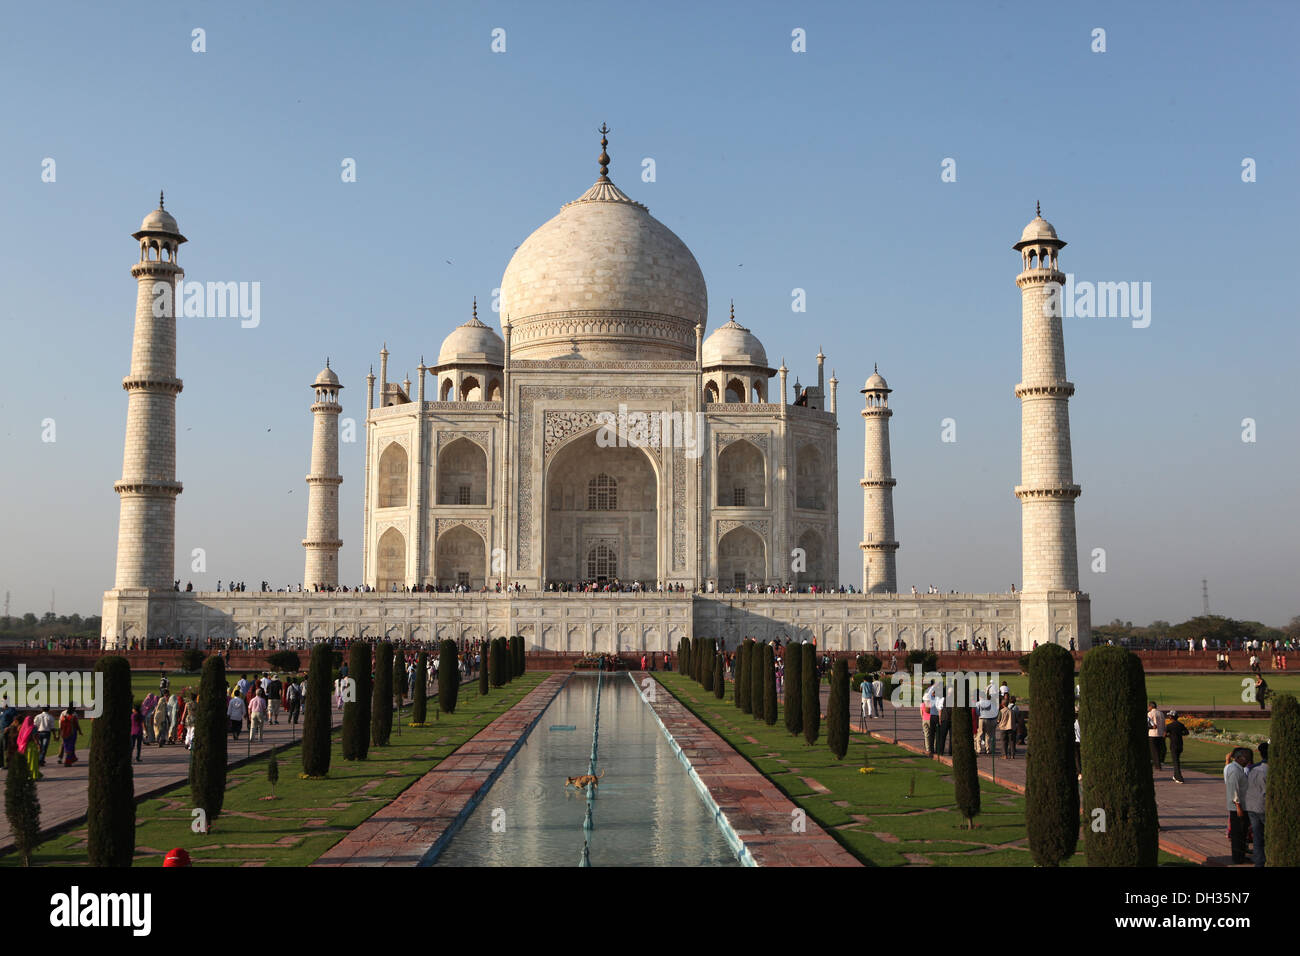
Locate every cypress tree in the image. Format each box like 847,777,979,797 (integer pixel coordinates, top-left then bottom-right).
1027,643,1079,865
267,748,279,798
190,655,229,824
342,642,372,760
743,642,754,712
691,638,701,682
1080,645,1159,866
827,658,849,759
511,636,523,677
479,641,490,695
702,638,716,692
5,745,40,866
784,644,803,736
1267,693,1300,866
490,638,506,688
439,640,460,713
392,652,405,728
302,642,334,776
87,655,134,866
411,651,429,724
714,653,725,700
372,642,394,747
802,643,820,745
951,696,980,828
753,640,768,720
762,643,778,725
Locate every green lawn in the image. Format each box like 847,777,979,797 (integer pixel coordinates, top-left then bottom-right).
3,672,546,867
656,673,1190,867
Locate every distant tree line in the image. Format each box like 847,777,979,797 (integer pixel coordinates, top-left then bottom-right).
1092,614,1297,649
0,612,103,642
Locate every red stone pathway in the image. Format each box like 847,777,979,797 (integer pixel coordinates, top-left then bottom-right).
640,673,859,866
314,673,570,866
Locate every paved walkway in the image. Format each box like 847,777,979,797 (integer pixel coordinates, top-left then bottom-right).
640,673,858,866
852,702,1240,865
314,673,570,866
0,707,344,853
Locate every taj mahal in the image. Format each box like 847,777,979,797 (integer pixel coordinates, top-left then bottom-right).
100,129,1091,653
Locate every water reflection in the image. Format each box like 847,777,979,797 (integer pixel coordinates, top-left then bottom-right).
432,674,739,867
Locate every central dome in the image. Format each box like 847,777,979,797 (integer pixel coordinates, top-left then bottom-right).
499,170,707,362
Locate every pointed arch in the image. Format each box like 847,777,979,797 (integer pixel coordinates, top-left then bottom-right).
377,442,408,508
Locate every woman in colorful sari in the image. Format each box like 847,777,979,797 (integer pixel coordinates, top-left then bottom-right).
17,715,42,779
58,707,81,766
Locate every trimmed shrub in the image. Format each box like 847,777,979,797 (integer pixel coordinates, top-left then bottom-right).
736,641,750,713
479,642,490,695
749,639,764,720
342,642,372,760
267,748,279,798
905,649,938,673
490,638,505,688
190,655,229,822
713,653,725,700
411,652,429,724
1027,643,1079,865
439,640,460,713
1079,645,1159,866
267,650,301,672
951,699,980,827
512,636,524,677
692,638,702,683
392,653,405,721
802,643,820,745
702,638,716,692
372,642,394,747
857,653,882,674
179,648,205,672
5,744,40,866
87,655,134,866
302,643,334,777
1267,693,1299,866
784,644,803,736
679,637,690,678
827,658,849,759
762,643,777,725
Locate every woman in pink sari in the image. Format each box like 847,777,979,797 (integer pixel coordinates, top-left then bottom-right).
17,715,42,780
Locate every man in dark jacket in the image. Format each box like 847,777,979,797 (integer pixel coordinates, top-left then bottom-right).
1165,710,1188,783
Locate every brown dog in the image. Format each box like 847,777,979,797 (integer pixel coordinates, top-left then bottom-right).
564,769,605,791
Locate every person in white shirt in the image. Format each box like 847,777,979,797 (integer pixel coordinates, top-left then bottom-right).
871,676,884,718
227,692,247,740
976,693,998,754
861,676,873,720
1224,748,1251,863
1245,744,1268,867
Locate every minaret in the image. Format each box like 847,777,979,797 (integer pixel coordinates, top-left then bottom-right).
303,361,344,588
1014,203,1081,599
860,366,898,594
113,193,185,590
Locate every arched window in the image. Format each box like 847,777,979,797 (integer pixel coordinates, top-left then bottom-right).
587,545,617,580
377,443,408,508
587,473,617,510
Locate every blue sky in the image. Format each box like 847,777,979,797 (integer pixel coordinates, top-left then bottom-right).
1,1,1296,624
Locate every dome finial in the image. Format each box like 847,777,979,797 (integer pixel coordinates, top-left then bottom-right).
729,299,734,321
1036,199,1041,218
325,356,330,369
874,362,878,373
159,190,165,210
597,122,611,182
473,296,478,321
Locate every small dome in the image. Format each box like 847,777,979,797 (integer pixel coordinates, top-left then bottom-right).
313,362,341,387
702,312,769,369
140,207,180,234
438,312,504,367
863,371,888,391
1019,216,1057,243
